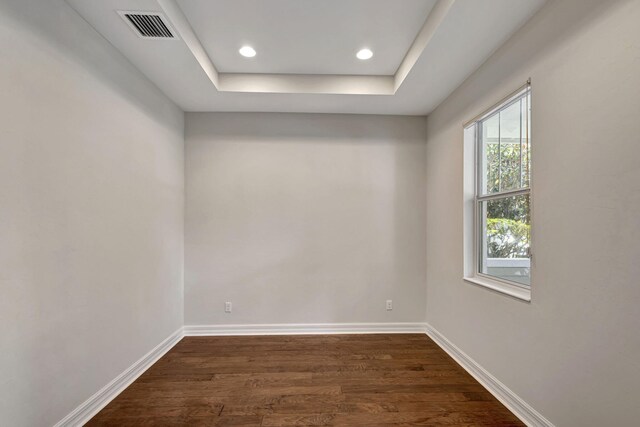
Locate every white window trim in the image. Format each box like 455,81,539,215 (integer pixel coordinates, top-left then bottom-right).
463,81,532,302
463,276,531,301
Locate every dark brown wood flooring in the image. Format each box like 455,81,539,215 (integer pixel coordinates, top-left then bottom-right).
87,334,524,426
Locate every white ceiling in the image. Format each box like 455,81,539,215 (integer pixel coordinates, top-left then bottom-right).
66,0,546,115
178,0,437,76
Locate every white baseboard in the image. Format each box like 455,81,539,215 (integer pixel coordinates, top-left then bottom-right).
424,323,554,427
54,328,184,427
183,322,428,336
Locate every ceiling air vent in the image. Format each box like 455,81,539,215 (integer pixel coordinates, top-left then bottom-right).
118,11,178,39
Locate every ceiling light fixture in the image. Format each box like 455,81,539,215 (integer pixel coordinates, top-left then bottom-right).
356,48,373,60
239,46,256,58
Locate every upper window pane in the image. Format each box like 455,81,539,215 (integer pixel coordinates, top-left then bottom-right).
521,94,531,188
499,100,522,192
479,91,531,195
481,113,500,194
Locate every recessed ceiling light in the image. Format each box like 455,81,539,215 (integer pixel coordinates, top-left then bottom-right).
356,48,373,60
239,46,256,58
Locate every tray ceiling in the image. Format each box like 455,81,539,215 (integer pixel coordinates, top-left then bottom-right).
66,0,546,114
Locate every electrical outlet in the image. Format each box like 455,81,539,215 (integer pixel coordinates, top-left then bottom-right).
386,300,393,311
225,302,232,313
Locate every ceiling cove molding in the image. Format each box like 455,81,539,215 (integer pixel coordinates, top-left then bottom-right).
217,73,395,95
156,0,219,87
156,0,455,95
394,0,455,91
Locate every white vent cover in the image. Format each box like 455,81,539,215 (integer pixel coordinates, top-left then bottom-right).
117,11,178,39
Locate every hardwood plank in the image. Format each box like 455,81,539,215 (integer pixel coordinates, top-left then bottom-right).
262,412,522,426
86,334,523,426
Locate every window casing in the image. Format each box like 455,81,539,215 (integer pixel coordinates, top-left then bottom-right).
464,83,532,301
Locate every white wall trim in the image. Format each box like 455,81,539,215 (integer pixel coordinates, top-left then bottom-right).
183,322,428,336
425,323,554,427
54,328,184,427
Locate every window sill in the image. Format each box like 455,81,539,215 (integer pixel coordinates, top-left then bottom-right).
463,276,531,302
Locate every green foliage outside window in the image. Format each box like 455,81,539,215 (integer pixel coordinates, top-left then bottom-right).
486,218,530,258
485,139,531,259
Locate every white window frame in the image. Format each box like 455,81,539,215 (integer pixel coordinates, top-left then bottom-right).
463,81,532,302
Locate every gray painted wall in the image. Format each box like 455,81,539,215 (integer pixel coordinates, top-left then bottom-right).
0,1,184,425
2,0,639,425
185,113,427,326
425,0,640,425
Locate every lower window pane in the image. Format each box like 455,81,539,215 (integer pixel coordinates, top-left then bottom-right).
479,194,530,286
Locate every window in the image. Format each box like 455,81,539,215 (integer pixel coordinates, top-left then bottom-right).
464,83,531,300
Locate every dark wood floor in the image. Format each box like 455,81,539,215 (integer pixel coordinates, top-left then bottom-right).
87,334,524,426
